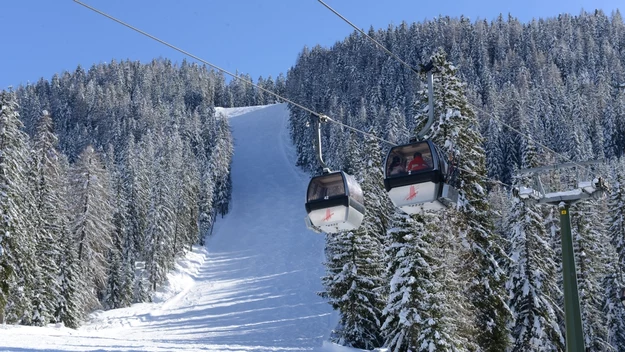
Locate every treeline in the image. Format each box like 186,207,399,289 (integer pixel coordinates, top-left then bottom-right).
0,59,278,328
287,10,625,178
286,10,625,352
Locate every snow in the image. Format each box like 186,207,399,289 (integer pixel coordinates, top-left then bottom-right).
0,104,356,351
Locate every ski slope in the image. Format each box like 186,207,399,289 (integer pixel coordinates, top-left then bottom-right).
0,104,353,352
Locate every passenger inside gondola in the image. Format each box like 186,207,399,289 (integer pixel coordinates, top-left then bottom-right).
389,156,406,176
386,143,433,177
407,152,429,172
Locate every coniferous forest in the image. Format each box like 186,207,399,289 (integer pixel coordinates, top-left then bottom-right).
287,10,625,352
0,59,287,328
2,8,625,352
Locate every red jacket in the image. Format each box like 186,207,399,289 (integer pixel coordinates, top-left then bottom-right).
407,156,428,171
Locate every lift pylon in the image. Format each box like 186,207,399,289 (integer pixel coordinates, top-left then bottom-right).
513,160,608,352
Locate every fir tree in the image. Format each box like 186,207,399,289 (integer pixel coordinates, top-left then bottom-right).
70,145,115,310
603,159,625,351
11,140,39,326
571,199,611,351
382,212,458,352
609,160,625,279
384,106,409,146
0,91,37,324
104,159,129,309
56,214,82,328
210,116,234,217
320,229,385,349
416,49,511,350
121,136,149,263
48,152,82,328
143,129,175,291
30,111,66,325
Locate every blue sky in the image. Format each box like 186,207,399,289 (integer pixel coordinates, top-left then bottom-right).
1,0,622,90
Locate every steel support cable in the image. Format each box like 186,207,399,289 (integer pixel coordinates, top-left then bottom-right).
74,0,397,148
317,0,420,76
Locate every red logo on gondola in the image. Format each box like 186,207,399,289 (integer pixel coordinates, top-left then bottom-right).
323,208,334,222
406,185,418,201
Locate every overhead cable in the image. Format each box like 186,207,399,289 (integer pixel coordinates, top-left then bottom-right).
74,0,512,190
73,0,398,147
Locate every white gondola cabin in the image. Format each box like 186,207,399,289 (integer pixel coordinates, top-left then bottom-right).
384,140,458,214
305,171,365,233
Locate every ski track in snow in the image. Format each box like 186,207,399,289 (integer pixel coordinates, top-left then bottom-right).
0,104,341,352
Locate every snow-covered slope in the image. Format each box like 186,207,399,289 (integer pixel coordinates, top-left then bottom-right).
0,104,339,351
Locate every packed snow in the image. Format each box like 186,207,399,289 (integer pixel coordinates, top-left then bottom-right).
0,104,374,352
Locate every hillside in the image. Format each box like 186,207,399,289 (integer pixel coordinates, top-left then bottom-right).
0,104,341,351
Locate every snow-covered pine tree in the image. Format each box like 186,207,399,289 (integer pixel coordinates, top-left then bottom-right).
13,133,41,326
320,227,386,349
142,129,176,292
434,211,476,351
382,211,458,352
166,124,188,255
275,73,286,101
210,115,234,217
415,48,511,350
341,131,361,176
119,225,136,308
130,134,156,301
70,145,115,310
358,129,394,256
0,91,36,324
198,167,215,243
603,270,625,351
49,151,82,328
104,245,124,310
603,158,625,350
182,142,202,249
168,128,200,254
255,76,267,106
506,132,564,351
179,107,207,245
263,75,276,104
56,213,82,328
571,198,611,350
30,110,66,325
384,106,409,146
195,105,217,244
609,159,625,282
484,117,505,182
121,136,148,263
104,150,129,310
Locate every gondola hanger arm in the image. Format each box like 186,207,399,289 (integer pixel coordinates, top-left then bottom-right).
416,61,435,140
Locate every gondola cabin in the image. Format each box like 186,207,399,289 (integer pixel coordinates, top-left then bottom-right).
384,140,458,214
305,171,365,233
